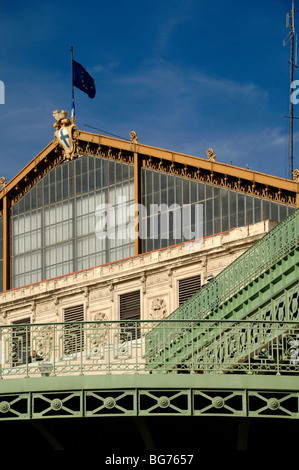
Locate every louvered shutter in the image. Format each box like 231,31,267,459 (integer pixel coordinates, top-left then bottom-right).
119,290,140,340
63,304,84,354
178,275,201,305
12,317,31,365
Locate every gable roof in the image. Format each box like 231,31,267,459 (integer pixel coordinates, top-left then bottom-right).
1,128,298,215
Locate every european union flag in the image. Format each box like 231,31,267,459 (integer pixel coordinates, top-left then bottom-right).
73,60,96,99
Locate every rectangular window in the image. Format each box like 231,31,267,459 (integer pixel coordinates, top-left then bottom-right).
119,290,140,340
12,317,31,365
178,275,201,306
63,304,84,354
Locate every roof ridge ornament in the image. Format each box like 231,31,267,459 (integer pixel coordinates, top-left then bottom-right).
53,110,78,160
207,148,216,162
130,131,138,144
0,176,7,190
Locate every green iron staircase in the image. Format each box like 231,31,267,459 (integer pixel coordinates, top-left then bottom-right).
145,208,299,374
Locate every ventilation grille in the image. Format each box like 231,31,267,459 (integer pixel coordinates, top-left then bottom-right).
178,275,201,305
12,317,31,365
119,290,140,320
63,304,84,354
119,290,140,340
64,304,84,322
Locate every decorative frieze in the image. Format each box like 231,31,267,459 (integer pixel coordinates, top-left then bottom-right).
90,287,112,300
146,274,169,287
36,301,57,314
141,154,296,206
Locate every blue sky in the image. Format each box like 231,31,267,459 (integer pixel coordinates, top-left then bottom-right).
0,0,297,183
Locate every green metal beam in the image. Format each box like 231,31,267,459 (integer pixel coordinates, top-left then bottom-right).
1,374,299,420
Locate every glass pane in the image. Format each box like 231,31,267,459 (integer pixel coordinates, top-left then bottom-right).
221,189,229,232
206,199,213,236
254,197,262,223
229,192,237,229
270,202,278,222
279,204,287,221
262,200,270,221
183,179,189,204
214,187,221,233
245,196,253,225
175,179,182,205
237,194,245,227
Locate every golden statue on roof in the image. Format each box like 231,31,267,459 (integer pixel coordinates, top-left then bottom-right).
207,148,216,162
0,176,7,190
130,131,138,144
293,169,299,183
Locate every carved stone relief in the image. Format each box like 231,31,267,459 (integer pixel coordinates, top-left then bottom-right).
150,298,167,320
93,312,109,322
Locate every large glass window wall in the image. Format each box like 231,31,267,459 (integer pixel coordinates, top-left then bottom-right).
10,156,134,288
140,168,294,253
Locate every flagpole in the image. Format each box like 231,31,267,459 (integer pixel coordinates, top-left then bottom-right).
70,46,75,121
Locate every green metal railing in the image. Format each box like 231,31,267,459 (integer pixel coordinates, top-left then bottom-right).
1,319,299,378
0,320,145,378
146,319,299,375
145,208,299,352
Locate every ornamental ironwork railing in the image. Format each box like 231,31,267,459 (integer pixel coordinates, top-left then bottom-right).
1,319,299,378
145,208,299,348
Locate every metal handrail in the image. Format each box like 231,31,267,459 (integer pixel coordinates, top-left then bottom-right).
149,208,299,330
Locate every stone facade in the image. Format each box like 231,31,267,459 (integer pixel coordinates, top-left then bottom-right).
0,220,277,325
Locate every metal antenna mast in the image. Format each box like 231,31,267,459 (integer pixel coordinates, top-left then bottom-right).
284,0,297,180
